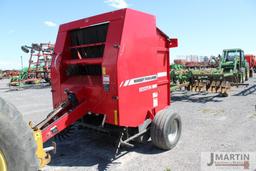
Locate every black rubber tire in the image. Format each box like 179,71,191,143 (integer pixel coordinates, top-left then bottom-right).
219,92,228,97
0,97,38,171
245,69,249,81
249,69,253,78
239,73,244,83
150,109,182,150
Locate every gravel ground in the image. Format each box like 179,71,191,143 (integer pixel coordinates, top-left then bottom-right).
0,77,256,171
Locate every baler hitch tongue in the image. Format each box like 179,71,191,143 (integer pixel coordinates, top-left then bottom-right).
30,122,55,168
29,90,79,167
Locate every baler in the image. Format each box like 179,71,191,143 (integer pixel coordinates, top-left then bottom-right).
0,8,181,171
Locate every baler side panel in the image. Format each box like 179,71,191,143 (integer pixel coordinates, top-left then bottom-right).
117,9,159,127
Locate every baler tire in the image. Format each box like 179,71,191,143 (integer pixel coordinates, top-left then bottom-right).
150,109,181,150
0,97,38,171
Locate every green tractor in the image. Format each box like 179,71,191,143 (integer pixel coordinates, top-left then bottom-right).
220,48,250,83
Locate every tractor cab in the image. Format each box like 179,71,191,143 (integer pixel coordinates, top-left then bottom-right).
221,49,246,72
221,48,249,83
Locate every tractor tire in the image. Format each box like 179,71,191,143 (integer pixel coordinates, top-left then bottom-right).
238,68,246,83
245,69,250,81
249,69,253,78
150,108,181,150
0,98,38,171
239,73,245,83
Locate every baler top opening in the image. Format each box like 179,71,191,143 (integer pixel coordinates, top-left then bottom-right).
60,23,112,85
69,23,109,59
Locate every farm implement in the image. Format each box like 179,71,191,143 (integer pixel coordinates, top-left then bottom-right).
9,43,54,88
0,9,182,171
171,49,250,96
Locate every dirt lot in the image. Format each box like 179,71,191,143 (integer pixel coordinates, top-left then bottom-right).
0,77,256,171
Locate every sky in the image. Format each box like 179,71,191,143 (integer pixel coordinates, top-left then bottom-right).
0,0,256,69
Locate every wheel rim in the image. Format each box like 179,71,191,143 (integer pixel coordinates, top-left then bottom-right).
168,119,179,143
0,150,7,171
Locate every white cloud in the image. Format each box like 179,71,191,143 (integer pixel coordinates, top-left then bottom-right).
44,21,57,27
7,29,15,35
104,0,128,9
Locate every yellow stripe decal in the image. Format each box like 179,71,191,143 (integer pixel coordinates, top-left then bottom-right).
114,110,118,125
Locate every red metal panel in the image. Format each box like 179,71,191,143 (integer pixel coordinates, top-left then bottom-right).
155,29,171,112
117,9,169,127
51,31,68,108
245,54,256,68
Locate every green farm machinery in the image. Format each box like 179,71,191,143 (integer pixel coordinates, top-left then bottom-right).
171,49,250,95
9,67,29,86
170,64,191,91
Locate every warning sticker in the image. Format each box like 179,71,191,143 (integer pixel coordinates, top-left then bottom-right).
103,75,110,91
153,98,158,107
103,75,110,84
